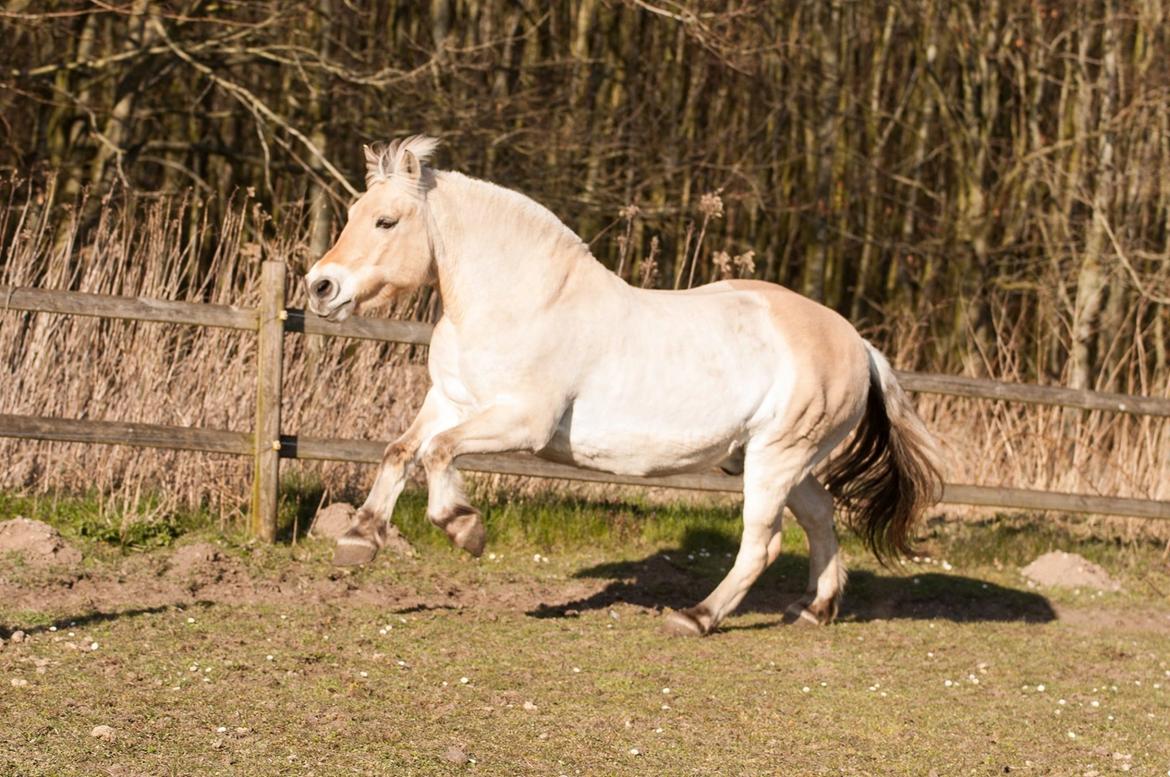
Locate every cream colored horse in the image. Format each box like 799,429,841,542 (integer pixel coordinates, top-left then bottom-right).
305,136,942,635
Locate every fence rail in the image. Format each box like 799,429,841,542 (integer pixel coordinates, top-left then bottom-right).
3,266,1169,538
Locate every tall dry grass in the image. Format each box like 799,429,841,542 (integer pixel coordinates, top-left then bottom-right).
1,181,1168,540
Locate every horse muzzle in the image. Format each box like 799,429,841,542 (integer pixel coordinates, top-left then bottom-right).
304,273,355,321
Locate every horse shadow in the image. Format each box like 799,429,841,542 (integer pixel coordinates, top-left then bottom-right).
2,604,175,639
528,528,1056,625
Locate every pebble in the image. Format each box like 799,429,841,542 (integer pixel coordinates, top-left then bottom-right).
443,746,469,764
628,748,641,756
523,701,538,711
10,630,26,643
90,725,116,742
11,678,29,687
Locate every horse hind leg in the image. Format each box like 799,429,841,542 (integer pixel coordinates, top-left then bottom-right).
783,475,846,626
664,443,810,636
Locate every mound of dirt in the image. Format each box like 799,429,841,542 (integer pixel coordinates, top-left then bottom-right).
1021,551,1121,592
165,542,226,580
309,503,356,540
0,517,82,566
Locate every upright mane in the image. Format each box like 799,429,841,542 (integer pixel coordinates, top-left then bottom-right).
364,135,441,187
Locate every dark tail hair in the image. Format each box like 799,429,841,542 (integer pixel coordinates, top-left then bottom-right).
824,344,943,565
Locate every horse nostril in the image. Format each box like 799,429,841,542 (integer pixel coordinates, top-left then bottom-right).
311,278,335,300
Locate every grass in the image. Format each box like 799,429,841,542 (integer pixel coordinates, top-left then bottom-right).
2,491,1170,775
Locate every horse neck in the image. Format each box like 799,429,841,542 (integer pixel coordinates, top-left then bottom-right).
427,172,606,325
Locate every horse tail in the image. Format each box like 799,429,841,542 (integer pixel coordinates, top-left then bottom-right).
823,342,944,565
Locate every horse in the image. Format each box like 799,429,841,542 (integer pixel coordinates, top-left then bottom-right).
304,135,943,635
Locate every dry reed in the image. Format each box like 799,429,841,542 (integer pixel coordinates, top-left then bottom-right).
1,181,1167,542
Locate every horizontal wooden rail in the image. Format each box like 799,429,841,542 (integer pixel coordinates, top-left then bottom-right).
285,435,741,492
2,414,1167,521
0,414,252,456
6,285,1169,418
897,372,1170,418
284,307,432,345
940,483,1170,522
1,285,257,331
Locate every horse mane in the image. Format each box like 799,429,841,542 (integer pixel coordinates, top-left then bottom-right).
364,135,441,187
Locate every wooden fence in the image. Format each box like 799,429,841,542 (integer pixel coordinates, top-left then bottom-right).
3,260,1170,540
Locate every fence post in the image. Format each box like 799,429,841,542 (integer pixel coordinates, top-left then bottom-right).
252,259,286,541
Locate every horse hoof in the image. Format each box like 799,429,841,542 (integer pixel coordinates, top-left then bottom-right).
333,535,380,567
438,507,486,558
662,608,707,637
781,602,824,627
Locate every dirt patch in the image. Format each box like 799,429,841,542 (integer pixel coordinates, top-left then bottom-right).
0,517,81,566
164,542,230,580
1021,551,1121,592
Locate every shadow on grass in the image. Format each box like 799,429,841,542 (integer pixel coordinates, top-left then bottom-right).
528,529,1056,625
2,604,174,638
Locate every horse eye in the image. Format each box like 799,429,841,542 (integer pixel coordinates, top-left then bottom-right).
375,217,398,230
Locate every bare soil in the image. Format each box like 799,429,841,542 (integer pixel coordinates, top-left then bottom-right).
1021,550,1123,592
0,518,82,567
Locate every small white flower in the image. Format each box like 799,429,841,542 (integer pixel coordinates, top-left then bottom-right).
1067,731,1076,739
1037,684,1046,692
89,642,99,651
572,667,581,673
216,726,227,733
266,655,274,661
187,617,196,624
460,677,469,684
801,686,810,693
359,671,368,677
1091,700,1100,707
628,748,641,756
661,687,670,694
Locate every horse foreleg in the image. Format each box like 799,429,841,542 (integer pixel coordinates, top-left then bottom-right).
334,390,458,566
419,403,556,557
784,475,847,625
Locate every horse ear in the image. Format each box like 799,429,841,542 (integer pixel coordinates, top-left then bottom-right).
399,149,421,182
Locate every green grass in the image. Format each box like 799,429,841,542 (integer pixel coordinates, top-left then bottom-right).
2,489,1170,775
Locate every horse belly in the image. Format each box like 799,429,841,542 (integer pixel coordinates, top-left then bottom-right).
537,381,767,477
